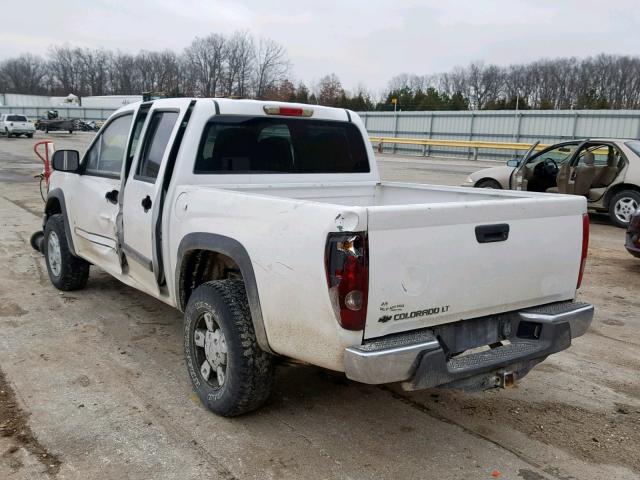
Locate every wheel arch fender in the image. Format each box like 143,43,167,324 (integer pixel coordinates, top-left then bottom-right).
474,177,503,189
175,233,272,354
44,188,77,255
603,183,640,209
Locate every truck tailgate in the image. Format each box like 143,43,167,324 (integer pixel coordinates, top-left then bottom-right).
365,194,586,339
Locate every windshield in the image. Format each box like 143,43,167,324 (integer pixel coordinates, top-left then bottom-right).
625,141,640,157
194,116,370,174
7,115,27,122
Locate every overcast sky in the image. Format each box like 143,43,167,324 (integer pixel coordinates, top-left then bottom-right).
2,0,639,93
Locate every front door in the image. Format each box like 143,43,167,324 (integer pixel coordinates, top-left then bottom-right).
67,112,134,274
121,100,189,294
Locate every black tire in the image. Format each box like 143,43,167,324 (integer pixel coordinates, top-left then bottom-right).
43,214,90,290
27,133,33,138
476,178,502,189
608,190,640,228
184,280,274,417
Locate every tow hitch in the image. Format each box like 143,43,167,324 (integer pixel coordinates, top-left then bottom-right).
497,371,516,388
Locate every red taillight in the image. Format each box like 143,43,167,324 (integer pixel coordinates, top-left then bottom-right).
325,232,368,331
577,213,589,289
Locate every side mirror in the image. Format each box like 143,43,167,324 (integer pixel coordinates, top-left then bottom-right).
51,150,80,173
506,159,521,167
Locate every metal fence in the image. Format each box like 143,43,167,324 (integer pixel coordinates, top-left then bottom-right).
0,105,117,122
4,105,640,161
360,110,640,160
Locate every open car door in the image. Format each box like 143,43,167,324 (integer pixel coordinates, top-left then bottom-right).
509,141,539,190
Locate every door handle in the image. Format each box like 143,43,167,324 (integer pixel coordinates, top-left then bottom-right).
105,190,119,204
475,224,510,243
141,195,152,213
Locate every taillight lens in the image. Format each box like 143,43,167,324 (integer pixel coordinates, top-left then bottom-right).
577,213,589,289
263,105,314,117
325,232,368,330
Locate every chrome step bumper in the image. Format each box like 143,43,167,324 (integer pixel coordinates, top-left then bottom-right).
344,301,593,388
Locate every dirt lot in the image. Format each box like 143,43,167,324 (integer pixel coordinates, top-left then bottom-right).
0,132,639,480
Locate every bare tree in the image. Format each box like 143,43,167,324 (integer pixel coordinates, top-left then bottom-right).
317,73,344,106
0,54,47,94
77,48,110,95
108,52,138,94
184,34,226,97
222,31,254,97
48,45,84,94
253,38,289,99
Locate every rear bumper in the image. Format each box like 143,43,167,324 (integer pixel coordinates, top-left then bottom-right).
626,232,640,257
344,301,593,388
7,129,35,134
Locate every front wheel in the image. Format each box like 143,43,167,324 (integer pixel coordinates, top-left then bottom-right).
609,190,640,228
184,280,274,417
43,214,90,290
476,179,502,189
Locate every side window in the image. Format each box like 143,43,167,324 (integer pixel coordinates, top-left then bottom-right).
136,111,179,182
531,144,578,166
577,145,609,166
84,114,133,177
128,111,148,164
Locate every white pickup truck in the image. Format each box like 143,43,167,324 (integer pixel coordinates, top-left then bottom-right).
33,98,593,416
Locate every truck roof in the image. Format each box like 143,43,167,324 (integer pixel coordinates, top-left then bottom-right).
118,98,352,123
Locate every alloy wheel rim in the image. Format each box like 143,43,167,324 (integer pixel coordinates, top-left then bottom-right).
194,312,228,387
47,231,62,277
615,197,638,224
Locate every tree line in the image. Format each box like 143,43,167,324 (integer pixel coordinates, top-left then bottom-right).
2,36,640,111
380,55,640,111
0,31,289,101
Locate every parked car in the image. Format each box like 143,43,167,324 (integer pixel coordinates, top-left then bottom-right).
625,209,640,257
463,139,640,227
32,98,593,417
0,113,36,138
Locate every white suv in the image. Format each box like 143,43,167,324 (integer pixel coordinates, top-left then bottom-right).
0,114,36,138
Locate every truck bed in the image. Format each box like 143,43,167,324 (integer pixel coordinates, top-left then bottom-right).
209,182,586,340
225,182,520,206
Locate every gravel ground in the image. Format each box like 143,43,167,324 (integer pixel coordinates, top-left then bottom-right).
0,131,638,480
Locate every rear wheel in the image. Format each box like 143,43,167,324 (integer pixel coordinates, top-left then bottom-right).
43,214,90,290
184,280,274,417
476,179,501,189
609,190,640,228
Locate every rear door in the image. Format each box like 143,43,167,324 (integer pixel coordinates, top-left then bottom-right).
364,192,585,339
120,99,191,293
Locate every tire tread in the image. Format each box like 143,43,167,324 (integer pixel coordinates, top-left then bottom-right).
44,214,90,291
186,280,274,416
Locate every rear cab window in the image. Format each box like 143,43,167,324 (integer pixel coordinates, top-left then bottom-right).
6,115,27,122
194,116,369,174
